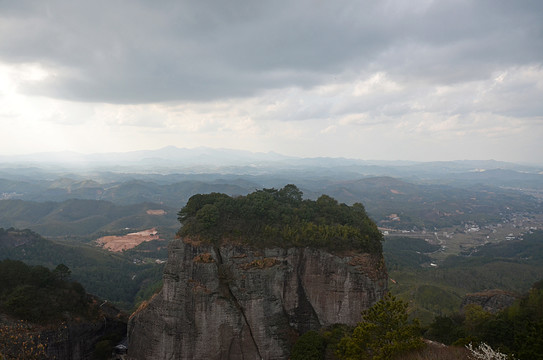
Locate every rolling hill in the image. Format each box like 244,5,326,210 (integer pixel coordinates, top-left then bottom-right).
0,228,164,310
0,199,178,239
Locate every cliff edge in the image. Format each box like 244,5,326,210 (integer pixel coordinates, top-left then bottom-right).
127,238,387,360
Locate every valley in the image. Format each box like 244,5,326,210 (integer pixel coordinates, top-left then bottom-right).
383,211,543,262
1,152,542,359
3,1,542,357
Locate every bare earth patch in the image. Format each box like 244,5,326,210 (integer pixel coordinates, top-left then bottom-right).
96,228,161,252
146,209,166,215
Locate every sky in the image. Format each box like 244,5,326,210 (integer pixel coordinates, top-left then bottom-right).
0,0,542,163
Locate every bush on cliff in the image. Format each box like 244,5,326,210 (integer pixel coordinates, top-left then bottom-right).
177,185,383,253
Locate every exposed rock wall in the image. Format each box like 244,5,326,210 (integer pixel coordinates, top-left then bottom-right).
0,314,126,360
128,239,388,360
43,321,118,360
461,289,518,314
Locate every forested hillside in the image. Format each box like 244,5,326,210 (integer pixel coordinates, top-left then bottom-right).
426,280,543,359
0,259,127,360
0,259,90,323
0,199,178,240
0,228,163,310
385,231,543,324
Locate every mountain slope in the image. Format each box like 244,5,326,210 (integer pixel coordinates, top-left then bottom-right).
0,228,163,309
0,199,178,238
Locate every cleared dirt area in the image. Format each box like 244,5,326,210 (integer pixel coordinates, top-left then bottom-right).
146,209,166,215
96,228,161,252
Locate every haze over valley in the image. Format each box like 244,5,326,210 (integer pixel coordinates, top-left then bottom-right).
1,148,542,359
1,0,542,359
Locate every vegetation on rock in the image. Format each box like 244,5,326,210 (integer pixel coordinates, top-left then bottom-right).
0,259,128,360
290,294,425,360
177,185,383,253
290,286,541,359
0,259,91,324
0,320,49,360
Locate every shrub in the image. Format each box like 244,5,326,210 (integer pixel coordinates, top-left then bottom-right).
336,293,424,360
291,331,326,360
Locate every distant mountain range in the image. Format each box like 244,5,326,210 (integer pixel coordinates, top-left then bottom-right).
1,146,541,175
0,146,290,170
0,147,542,192
1,146,542,232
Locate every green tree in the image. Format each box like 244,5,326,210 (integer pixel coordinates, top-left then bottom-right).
291,331,326,360
336,293,424,360
196,204,220,230
463,304,493,335
278,184,303,203
54,263,71,281
0,259,91,323
426,314,466,345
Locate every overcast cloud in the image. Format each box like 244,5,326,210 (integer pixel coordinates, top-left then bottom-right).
0,0,542,163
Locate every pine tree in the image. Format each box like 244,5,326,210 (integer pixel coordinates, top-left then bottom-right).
336,293,424,360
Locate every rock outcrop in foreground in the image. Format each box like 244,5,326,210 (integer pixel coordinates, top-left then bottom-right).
128,238,387,360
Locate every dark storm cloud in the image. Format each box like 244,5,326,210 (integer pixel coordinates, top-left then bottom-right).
0,0,541,103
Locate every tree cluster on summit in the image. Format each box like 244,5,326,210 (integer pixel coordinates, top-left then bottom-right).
177,184,383,254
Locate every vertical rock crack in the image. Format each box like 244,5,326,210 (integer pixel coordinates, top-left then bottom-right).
214,246,263,360
294,248,321,332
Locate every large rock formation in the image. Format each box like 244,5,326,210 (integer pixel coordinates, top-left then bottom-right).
128,238,388,360
461,289,519,314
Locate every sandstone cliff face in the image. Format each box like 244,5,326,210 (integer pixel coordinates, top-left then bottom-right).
128,239,388,360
